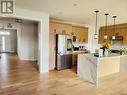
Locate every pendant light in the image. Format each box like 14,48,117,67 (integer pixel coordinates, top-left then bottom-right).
94,10,99,39
104,13,109,40
112,16,117,40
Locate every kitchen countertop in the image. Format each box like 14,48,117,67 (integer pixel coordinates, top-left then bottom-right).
73,50,90,54
98,53,127,59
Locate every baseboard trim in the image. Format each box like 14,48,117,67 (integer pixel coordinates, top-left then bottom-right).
19,58,38,61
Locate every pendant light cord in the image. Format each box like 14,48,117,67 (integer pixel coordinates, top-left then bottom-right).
95,11,99,35
105,14,109,35
113,16,117,36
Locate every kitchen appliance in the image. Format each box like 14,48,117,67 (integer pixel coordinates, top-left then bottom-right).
55,34,73,70
73,46,79,51
72,36,76,42
112,36,123,41
110,49,120,54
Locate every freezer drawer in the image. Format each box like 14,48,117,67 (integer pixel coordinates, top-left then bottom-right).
55,54,72,70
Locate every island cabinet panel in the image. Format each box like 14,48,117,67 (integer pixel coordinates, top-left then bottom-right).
99,23,127,45
98,56,120,77
72,26,88,43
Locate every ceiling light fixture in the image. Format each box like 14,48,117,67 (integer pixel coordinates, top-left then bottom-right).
73,3,78,6
94,10,99,39
112,16,117,40
16,19,23,23
104,13,109,40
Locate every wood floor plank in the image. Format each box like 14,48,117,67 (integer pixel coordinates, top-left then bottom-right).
0,53,127,95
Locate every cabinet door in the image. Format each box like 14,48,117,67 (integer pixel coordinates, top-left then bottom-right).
60,24,72,35
75,27,82,42
49,22,57,70
99,29,112,44
49,33,56,70
98,30,103,44
81,28,88,43
50,22,57,35
65,54,72,68
72,26,88,43
122,28,127,44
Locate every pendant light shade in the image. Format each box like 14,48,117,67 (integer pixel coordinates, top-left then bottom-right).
104,35,108,39
104,13,109,40
94,10,99,39
112,16,117,40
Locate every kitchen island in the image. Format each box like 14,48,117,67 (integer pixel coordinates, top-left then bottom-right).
77,54,127,86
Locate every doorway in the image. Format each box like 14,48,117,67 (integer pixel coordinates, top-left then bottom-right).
0,30,17,53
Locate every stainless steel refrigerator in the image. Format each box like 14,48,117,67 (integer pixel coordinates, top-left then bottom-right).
55,34,73,70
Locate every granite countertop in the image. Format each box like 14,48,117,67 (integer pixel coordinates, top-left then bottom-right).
99,53,127,59
73,50,90,54
81,53,127,60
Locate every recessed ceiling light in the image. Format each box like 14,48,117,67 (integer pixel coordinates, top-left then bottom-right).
58,12,63,15
73,3,78,6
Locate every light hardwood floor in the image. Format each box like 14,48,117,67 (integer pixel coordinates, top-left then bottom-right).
0,53,127,95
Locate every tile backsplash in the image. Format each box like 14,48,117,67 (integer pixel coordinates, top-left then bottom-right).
110,41,127,50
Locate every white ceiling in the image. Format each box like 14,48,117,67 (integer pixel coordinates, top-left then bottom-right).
15,0,127,25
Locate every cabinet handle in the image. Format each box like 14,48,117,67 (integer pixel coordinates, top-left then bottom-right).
62,30,66,34
71,32,74,35
54,29,56,34
83,39,85,42
116,33,119,36
79,39,80,42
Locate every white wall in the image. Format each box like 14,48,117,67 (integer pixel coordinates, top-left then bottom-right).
86,24,101,53
15,8,49,73
17,22,38,61
0,18,38,60
0,8,49,73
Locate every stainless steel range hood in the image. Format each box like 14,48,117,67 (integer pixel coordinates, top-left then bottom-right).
112,36,123,41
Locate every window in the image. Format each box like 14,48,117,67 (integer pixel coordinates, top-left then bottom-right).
2,36,5,51
0,31,10,35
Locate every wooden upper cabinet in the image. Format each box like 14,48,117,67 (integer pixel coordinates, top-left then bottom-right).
122,28,127,44
50,22,72,35
60,23,72,35
98,30,104,44
99,23,127,45
50,21,88,43
72,26,88,43
50,22,57,35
